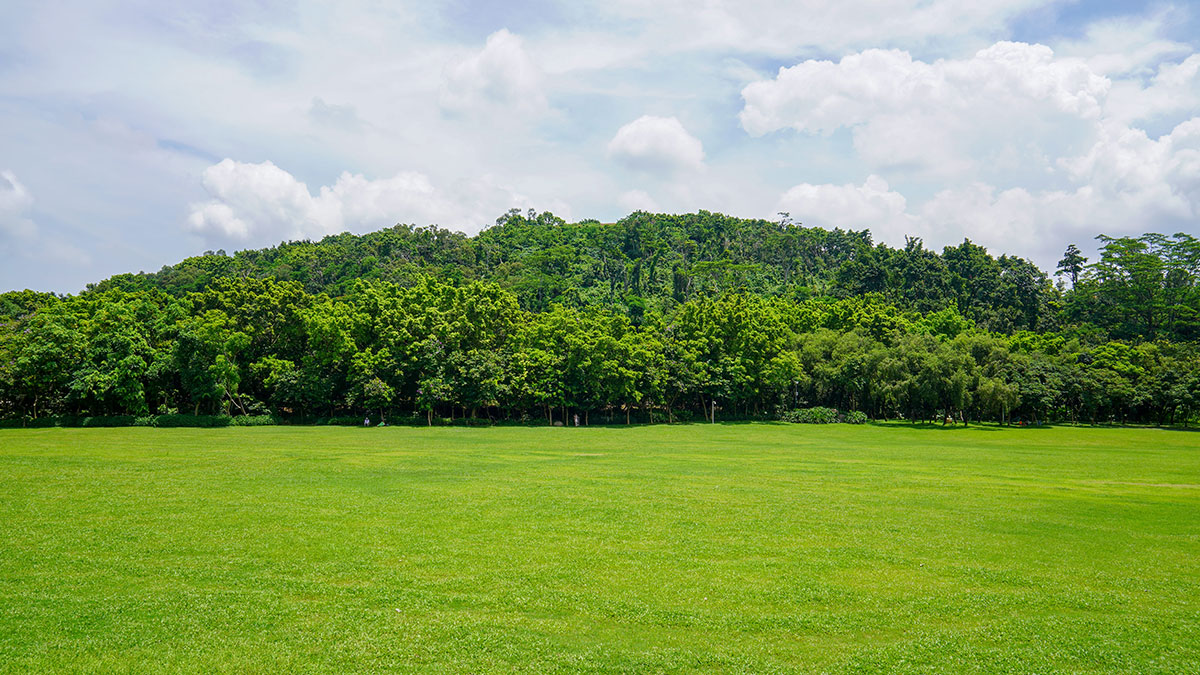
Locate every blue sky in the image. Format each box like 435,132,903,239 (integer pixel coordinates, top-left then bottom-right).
2,0,1199,292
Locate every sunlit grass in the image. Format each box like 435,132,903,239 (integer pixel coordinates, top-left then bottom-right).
1,423,1197,673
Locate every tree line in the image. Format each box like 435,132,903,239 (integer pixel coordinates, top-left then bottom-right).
84,210,1199,345
3,269,1197,426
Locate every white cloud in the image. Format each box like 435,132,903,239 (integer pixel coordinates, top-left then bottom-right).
187,159,342,241
439,29,546,115
777,116,1200,266
4,2,1200,292
608,115,705,173
741,42,1109,178
1103,55,1200,124
777,175,915,242
0,170,37,241
594,0,1051,57
618,189,659,212
1057,117,1200,222
186,159,551,245
1054,12,1192,77
0,170,90,268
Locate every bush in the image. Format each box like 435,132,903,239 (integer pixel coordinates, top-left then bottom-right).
782,407,840,424
79,415,138,427
229,415,278,427
25,416,65,428
843,410,869,425
445,416,492,427
153,414,233,428
781,407,870,424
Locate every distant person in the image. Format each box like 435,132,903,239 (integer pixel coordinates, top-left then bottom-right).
574,413,580,427
363,416,370,427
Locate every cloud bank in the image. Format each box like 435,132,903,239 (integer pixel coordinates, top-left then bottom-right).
1,1,1198,290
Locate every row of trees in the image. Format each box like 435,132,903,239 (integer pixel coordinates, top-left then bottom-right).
3,276,1197,425
85,211,1199,343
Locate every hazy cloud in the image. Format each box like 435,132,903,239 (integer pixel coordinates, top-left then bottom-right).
308,97,363,131
439,29,546,115
0,170,37,241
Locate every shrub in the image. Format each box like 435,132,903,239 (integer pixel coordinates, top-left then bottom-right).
780,407,870,424
843,410,869,424
781,407,839,424
153,414,233,428
229,415,278,427
79,415,138,427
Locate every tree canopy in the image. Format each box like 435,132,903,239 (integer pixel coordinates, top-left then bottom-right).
3,212,1197,426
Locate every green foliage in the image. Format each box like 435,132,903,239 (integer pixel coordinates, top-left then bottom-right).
781,407,841,424
1,213,1197,427
151,414,234,428
228,415,279,427
843,410,869,424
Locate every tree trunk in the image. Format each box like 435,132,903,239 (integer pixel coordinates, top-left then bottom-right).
626,405,630,425
427,409,432,426
228,392,247,416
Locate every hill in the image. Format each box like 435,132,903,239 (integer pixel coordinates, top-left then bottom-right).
90,210,1057,334
1,210,1197,425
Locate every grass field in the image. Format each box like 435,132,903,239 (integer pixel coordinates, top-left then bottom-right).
1,424,1198,673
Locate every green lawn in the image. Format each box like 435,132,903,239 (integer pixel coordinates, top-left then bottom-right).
1,424,1198,673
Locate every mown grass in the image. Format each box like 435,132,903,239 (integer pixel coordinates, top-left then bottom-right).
1,423,1198,673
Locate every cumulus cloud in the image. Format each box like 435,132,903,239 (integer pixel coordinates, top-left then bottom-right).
186,159,547,245
777,175,915,241
741,42,1109,178
439,29,546,115
0,170,37,241
6,2,1200,293
1104,55,1200,124
608,115,705,173
778,116,1200,265
917,119,1200,255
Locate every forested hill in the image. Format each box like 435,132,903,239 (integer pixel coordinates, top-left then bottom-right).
2,208,1198,426
88,209,1060,334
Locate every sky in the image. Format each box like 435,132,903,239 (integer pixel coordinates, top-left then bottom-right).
2,0,1200,293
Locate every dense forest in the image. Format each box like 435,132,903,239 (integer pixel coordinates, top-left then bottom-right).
2,210,1198,426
